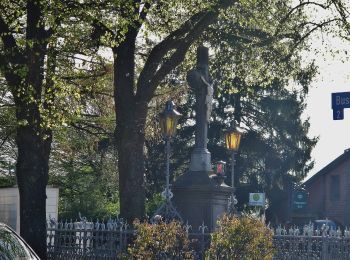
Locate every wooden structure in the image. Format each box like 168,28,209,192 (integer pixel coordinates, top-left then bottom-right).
304,149,350,227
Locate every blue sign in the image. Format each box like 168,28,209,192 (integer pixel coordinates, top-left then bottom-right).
331,92,350,120
292,190,308,210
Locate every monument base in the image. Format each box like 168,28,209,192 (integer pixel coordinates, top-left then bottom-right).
172,171,233,232
189,149,211,172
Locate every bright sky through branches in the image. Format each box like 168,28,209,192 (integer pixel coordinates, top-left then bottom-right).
303,29,350,180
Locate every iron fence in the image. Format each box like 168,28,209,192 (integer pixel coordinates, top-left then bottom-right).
46,218,210,260
46,219,350,260
273,225,350,260
46,218,134,259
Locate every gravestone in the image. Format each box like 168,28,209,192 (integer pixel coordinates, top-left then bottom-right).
172,46,232,232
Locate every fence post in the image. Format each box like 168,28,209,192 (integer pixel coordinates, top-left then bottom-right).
82,229,86,258
321,236,327,260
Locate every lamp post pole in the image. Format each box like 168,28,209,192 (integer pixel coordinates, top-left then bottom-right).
152,100,182,223
229,151,238,214
165,138,171,202
231,151,235,189
225,122,243,215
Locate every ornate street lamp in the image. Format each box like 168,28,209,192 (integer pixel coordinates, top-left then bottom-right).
153,100,182,222
159,101,181,139
225,122,243,214
225,127,242,152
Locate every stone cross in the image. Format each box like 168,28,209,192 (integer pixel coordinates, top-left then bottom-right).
187,46,213,172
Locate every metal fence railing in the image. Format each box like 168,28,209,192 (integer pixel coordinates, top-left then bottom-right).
46,219,134,259
46,219,350,260
273,225,350,260
46,218,210,259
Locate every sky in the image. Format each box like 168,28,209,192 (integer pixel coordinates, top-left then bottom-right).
303,32,350,180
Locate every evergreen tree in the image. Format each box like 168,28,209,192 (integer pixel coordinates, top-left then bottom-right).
145,73,317,218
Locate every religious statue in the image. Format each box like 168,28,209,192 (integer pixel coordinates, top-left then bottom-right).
187,46,213,172
187,46,213,150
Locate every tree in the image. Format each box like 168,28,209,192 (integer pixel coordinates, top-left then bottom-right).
49,124,119,220
136,0,326,216
0,1,57,257
0,78,16,186
112,0,236,223
49,68,119,220
81,0,240,222
0,1,106,257
87,0,326,223
0,1,341,256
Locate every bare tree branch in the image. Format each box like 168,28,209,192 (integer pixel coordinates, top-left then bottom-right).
283,18,338,62
276,1,332,36
332,0,350,35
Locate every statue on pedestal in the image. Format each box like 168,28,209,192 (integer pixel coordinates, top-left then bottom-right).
187,46,213,172
172,46,233,231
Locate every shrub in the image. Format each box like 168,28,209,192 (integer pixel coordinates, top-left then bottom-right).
207,215,274,260
126,220,194,259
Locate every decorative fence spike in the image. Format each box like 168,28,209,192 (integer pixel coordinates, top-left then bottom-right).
184,221,192,234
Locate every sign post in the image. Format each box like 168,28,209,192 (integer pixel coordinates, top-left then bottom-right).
249,193,265,207
249,193,266,220
331,92,350,120
292,189,308,211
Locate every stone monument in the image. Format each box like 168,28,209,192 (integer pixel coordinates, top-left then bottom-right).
172,46,232,231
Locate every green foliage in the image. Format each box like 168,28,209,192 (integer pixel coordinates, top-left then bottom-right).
126,220,194,259
145,193,164,217
49,122,118,220
45,64,118,220
207,215,274,260
50,163,119,220
0,176,16,188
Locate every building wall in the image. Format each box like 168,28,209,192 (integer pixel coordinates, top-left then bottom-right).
0,188,19,231
306,159,350,227
0,187,59,233
307,175,325,217
345,168,350,227
324,162,348,226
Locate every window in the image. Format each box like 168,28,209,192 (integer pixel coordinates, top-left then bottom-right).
330,175,340,201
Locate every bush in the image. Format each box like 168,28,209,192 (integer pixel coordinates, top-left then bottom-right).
126,220,194,259
207,215,274,260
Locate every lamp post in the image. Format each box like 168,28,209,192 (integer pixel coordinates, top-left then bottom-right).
153,100,182,222
225,122,243,214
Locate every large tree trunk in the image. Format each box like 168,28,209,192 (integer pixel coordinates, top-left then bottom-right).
16,124,52,259
13,2,52,258
114,30,147,223
116,109,147,222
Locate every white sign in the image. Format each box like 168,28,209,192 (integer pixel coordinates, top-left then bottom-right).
249,193,265,207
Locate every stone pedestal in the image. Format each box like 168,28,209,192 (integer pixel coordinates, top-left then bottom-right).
189,148,211,172
172,171,232,232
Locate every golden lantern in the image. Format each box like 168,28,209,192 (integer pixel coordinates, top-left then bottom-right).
225,125,243,151
159,101,182,139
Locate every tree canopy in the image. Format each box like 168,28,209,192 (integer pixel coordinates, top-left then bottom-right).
1,0,349,257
